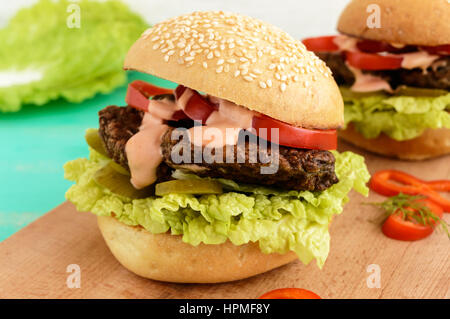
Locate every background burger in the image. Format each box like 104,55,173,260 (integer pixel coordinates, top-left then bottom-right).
303,0,450,160
64,11,369,283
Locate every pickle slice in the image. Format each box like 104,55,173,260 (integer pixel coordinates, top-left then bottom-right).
394,86,448,97
85,128,109,157
109,160,130,176
94,163,154,199
340,87,384,99
155,179,223,196
341,86,448,99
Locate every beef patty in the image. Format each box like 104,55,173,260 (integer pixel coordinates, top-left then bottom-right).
98,105,339,191
316,52,450,91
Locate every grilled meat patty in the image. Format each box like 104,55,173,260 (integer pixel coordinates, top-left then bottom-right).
316,52,450,90
160,127,338,191
98,105,339,191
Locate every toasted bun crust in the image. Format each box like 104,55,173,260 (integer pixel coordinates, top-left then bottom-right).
340,124,450,160
124,11,343,129
338,0,450,46
97,216,298,283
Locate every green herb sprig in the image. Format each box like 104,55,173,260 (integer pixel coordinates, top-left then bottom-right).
369,193,449,238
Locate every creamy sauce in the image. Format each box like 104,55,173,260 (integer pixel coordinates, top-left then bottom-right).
125,89,256,188
400,51,439,70
348,66,393,93
126,98,180,189
333,35,358,51
188,95,255,147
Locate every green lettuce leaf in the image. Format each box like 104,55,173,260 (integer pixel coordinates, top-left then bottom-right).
64,149,370,268
342,88,450,141
0,0,148,112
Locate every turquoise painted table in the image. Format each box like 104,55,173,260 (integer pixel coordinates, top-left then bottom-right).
0,72,175,241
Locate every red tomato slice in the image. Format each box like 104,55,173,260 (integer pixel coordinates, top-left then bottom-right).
259,288,321,299
175,85,337,150
302,36,339,52
252,115,337,150
382,200,444,241
356,39,416,54
345,51,403,70
130,80,173,98
126,83,151,111
421,44,450,55
174,85,216,124
126,80,174,111
126,81,189,121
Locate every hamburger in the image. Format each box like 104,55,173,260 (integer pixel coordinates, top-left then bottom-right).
64,11,370,283
303,0,450,160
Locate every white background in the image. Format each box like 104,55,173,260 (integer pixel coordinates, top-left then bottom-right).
0,0,350,39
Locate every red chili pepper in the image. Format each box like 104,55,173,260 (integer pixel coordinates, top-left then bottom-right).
369,170,450,212
259,288,321,299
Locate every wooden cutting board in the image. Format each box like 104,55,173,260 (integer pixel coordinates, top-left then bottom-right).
0,142,449,299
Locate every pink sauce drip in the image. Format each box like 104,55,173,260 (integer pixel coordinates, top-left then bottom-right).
400,51,439,70
348,66,393,93
188,95,255,147
125,98,180,189
125,89,256,188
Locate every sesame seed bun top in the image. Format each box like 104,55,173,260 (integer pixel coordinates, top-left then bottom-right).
338,0,450,46
124,11,344,129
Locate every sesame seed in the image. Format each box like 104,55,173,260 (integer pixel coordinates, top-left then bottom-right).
244,76,254,82
145,11,330,91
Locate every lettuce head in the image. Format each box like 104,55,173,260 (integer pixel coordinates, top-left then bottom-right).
0,0,148,111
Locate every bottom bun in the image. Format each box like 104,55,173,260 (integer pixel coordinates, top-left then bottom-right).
339,124,450,160
97,215,298,283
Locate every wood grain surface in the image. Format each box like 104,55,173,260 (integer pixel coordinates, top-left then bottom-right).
0,143,449,299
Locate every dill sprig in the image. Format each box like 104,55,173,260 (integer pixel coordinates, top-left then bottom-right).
369,193,449,238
